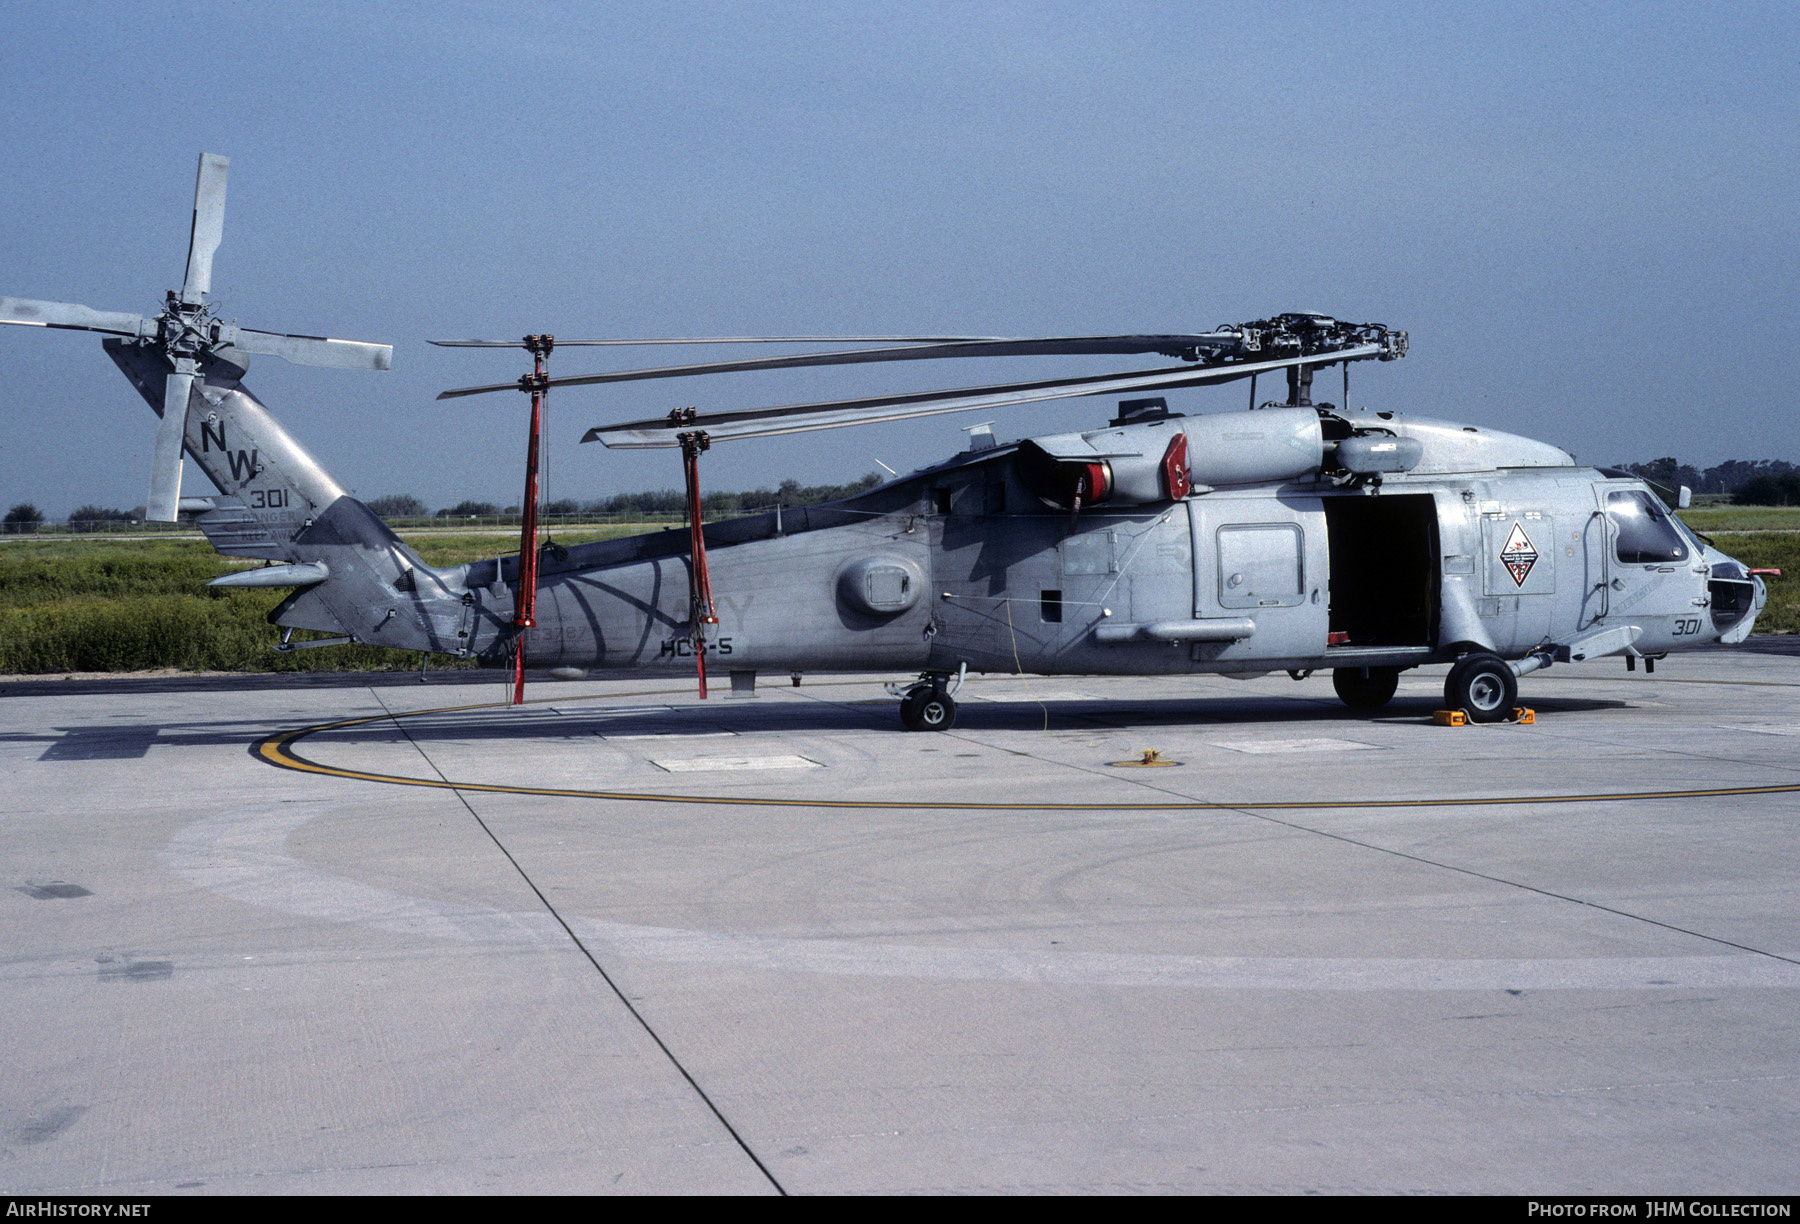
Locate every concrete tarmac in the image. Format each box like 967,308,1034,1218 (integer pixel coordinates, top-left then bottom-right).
2,652,1797,1195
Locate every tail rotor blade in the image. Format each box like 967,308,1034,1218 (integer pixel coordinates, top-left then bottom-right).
0,296,148,336
147,367,195,522
182,153,229,303
224,328,392,371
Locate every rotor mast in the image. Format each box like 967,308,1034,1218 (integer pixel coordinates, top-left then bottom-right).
671,409,719,700
1286,364,1313,407
510,334,553,706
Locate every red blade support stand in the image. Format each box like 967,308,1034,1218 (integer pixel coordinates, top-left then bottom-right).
672,409,718,699
511,334,552,706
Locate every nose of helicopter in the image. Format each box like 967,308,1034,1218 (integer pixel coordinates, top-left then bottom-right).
1698,543,1769,643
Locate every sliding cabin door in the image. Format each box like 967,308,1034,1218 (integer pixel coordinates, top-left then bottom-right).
1187,495,1329,664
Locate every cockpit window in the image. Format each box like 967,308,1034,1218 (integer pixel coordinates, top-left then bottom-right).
1608,490,1688,564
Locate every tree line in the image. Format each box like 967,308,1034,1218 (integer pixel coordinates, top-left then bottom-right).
1,474,887,533
5,503,135,534
367,472,885,521
1613,458,1800,505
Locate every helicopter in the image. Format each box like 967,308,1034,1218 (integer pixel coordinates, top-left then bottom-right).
1,155,1771,730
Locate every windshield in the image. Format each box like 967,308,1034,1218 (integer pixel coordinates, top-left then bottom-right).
1608,489,1689,564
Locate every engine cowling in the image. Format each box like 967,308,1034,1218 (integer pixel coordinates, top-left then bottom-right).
1017,407,1326,507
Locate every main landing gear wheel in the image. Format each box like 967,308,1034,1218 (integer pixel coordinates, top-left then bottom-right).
1445,652,1518,723
1332,666,1400,709
900,687,957,731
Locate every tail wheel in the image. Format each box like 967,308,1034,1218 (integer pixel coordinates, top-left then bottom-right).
1445,653,1518,722
900,688,957,732
1332,666,1400,709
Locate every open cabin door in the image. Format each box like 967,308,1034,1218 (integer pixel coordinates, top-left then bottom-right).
1321,493,1440,649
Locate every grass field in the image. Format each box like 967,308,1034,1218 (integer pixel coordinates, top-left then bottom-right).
2,513,1794,674
0,528,656,674
1678,506,1800,533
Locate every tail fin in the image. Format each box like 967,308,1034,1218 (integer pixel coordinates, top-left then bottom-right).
106,339,474,656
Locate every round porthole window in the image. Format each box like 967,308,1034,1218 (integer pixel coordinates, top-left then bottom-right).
836,556,925,616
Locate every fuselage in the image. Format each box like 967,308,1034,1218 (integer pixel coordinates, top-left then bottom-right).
445,408,1762,680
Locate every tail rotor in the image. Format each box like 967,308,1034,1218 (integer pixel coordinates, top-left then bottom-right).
0,152,393,521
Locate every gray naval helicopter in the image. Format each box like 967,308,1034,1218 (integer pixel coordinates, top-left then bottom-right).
1,155,1769,729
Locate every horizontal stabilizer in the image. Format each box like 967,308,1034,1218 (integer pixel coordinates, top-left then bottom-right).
207,562,331,588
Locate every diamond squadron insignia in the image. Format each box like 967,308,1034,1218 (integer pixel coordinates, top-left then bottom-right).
1500,521,1539,587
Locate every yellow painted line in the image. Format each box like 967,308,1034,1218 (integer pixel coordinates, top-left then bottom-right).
1532,673,1800,689
253,680,1800,812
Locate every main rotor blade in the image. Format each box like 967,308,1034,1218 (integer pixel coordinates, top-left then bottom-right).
0,296,148,336
430,335,1008,348
435,334,1257,400
146,367,195,522
223,327,393,371
584,344,1386,449
182,153,229,303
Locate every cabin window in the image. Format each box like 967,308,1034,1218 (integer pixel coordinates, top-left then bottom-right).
1608,491,1687,564
1040,589,1063,623
863,565,913,610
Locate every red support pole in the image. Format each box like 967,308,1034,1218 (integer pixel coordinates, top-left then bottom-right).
678,427,717,699
512,335,551,706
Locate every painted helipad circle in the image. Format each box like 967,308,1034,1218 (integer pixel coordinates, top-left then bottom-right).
254,676,1800,812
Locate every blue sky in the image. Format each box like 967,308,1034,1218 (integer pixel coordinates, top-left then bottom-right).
3,1,1795,515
